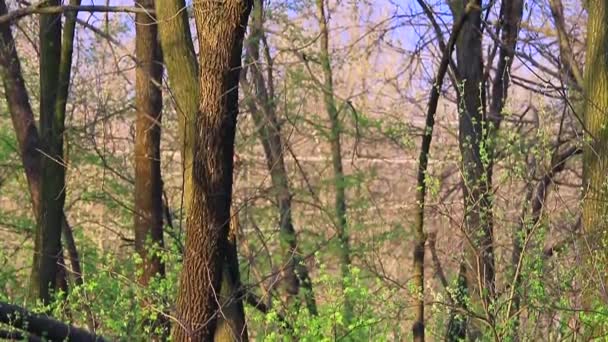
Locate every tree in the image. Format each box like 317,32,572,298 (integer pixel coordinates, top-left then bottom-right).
581,0,608,336
31,0,82,304
170,0,253,340
315,0,352,323
445,1,496,339
411,5,472,341
0,0,88,322
154,0,250,338
445,0,522,339
29,0,63,304
242,0,316,314
133,0,167,338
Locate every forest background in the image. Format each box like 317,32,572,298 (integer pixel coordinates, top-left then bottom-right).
0,0,599,341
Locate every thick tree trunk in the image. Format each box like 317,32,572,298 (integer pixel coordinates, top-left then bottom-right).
170,1,252,340
315,0,352,323
581,0,608,337
154,0,248,338
243,0,316,314
455,0,494,309
30,0,64,304
154,0,249,339
134,0,168,338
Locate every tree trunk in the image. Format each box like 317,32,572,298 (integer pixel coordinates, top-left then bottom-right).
30,0,64,304
213,213,248,341
446,0,497,339
581,0,608,336
0,0,90,326
154,0,197,209
0,0,40,209
243,0,316,314
134,0,168,338
170,1,252,340
411,7,472,341
154,0,248,338
315,0,352,323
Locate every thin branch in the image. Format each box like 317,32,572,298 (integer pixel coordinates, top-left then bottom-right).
0,3,152,25
17,0,123,46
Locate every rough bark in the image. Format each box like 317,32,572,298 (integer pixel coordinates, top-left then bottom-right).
315,0,352,323
134,0,168,338
411,6,472,341
581,0,608,336
170,0,252,340
243,0,316,314
0,301,105,341
154,0,248,338
30,0,64,304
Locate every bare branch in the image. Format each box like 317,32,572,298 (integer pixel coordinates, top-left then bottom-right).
0,3,153,25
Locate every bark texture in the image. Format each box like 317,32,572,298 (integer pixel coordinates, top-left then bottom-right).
213,213,248,341
155,0,248,337
171,0,252,340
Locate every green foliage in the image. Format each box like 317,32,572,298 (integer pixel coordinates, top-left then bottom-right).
247,265,405,341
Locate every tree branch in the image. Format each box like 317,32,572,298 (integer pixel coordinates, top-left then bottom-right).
0,301,106,341
0,3,153,25
548,0,584,90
